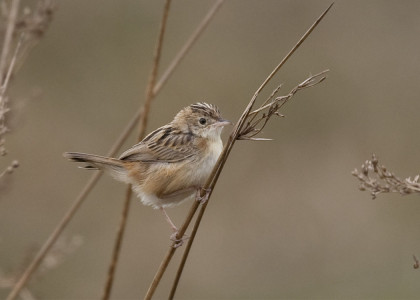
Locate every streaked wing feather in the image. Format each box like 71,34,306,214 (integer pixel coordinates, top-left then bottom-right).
119,125,197,163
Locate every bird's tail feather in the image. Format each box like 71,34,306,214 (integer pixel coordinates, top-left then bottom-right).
63,152,128,182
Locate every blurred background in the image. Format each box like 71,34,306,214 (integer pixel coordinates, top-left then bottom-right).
1,0,420,299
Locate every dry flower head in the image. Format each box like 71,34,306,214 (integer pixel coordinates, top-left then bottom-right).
352,154,420,199
238,70,328,141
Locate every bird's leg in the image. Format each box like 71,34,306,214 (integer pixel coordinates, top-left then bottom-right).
159,207,188,248
159,207,178,232
196,187,212,204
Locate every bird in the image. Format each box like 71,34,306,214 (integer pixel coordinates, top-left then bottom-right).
64,102,230,241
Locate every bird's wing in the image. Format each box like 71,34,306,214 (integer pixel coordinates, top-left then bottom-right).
119,126,197,163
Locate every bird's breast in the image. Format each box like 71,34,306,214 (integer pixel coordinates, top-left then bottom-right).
195,137,223,181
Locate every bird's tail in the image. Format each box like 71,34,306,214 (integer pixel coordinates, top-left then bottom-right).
63,152,128,182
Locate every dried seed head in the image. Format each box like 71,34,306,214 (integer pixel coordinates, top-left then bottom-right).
353,154,420,199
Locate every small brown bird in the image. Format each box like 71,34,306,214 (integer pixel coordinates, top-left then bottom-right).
64,102,230,237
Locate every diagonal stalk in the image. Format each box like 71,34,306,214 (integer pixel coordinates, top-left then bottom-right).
146,0,334,294
168,3,334,299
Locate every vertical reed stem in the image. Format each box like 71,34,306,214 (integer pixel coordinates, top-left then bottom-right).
101,0,172,299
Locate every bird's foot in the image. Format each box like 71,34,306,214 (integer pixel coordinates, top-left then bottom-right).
196,187,212,204
170,230,189,248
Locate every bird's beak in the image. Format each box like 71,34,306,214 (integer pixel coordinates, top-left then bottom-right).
214,119,232,128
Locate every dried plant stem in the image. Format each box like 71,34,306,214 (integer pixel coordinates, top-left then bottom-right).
0,34,24,154
239,70,328,140
0,0,20,85
7,1,225,299
0,0,21,157
168,197,207,300
101,188,133,300
138,0,171,140
101,0,171,299
166,73,326,300
143,3,333,300
177,0,334,252
0,34,24,98
169,72,328,299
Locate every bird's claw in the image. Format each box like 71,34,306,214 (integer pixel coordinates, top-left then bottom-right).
170,231,189,248
196,187,212,204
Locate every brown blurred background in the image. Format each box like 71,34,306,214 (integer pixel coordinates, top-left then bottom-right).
1,0,420,299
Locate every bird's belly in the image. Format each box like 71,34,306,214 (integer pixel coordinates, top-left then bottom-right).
131,138,223,208
136,187,196,209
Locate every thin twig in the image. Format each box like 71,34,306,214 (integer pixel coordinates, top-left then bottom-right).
168,195,207,299
101,188,133,300
145,3,334,300
0,0,20,85
0,34,24,98
6,0,226,299
138,0,171,140
102,0,172,299
0,0,20,157
247,84,283,119
239,70,328,140
0,34,24,157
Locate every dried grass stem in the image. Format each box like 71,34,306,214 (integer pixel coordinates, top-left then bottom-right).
146,3,333,299
102,0,172,299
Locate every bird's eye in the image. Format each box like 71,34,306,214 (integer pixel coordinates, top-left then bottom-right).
199,118,206,125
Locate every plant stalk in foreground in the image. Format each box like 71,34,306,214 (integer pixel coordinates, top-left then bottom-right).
145,3,333,300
